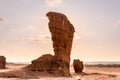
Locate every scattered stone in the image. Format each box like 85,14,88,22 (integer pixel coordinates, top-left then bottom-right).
73,59,83,73
0,56,6,69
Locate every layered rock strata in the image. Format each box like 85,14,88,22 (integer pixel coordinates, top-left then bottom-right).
30,54,53,72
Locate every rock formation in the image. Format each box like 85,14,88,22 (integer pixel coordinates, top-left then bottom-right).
73,59,83,73
0,56,6,69
30,12,75,76
30,54,53,72
47,12,75,76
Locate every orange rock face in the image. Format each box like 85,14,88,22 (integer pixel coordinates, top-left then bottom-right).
47,12,75,76
73,59,83,73
0,56,6,69
30,54,53,72
30,12,75,76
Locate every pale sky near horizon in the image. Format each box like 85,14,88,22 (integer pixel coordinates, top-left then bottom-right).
0,0,120,62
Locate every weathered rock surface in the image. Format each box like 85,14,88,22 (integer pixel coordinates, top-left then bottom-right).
47,12,75,76
0,56,6,69
73,59,83,73
30,54,53,72
30,12,75,76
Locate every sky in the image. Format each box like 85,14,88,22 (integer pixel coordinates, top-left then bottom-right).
0,0,120,62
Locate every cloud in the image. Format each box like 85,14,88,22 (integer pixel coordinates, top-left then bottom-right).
32,35,51,41
45,0,63,7
115,19,120,27
25,33,80,43
0,18,6,22
24,34,51,42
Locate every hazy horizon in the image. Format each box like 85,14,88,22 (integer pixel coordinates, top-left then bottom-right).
0,0,120,62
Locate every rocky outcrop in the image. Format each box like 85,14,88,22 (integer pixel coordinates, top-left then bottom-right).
73,59,83,73
0,56,6,69
30,12,75,76
47,12,75,76
30,54,53,72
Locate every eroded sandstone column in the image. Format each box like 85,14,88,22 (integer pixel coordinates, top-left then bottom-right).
47,12,75,76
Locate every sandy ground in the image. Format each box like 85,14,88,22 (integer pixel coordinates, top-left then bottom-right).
0,63,120,80
71,65,120,80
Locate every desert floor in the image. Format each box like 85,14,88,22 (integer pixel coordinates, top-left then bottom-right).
0,63,120,80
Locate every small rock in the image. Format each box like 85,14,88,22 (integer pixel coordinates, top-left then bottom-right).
73,59,83,73
0,56,6,69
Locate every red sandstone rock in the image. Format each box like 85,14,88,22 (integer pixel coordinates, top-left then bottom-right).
47,12,75,76
73,59,83,73
30,12,75,76
30,54,53,72
0,56,6,69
